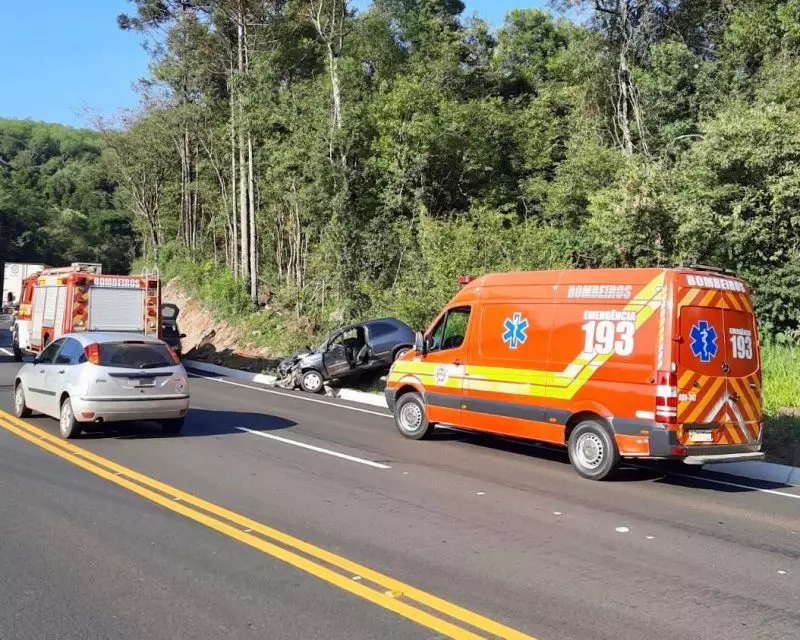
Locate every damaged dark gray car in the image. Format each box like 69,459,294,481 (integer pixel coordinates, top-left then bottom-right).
277,318,415,393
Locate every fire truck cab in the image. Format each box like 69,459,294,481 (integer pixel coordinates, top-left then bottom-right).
13,263,161,362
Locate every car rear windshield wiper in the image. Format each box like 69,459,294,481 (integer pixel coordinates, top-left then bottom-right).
138,362,170,369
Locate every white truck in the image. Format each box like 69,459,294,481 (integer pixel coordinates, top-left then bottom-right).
2,263,47,313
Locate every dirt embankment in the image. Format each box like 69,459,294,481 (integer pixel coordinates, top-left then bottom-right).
162,278,281,374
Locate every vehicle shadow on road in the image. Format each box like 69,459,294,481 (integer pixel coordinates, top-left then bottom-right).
79,408,297,440
431,428,793,495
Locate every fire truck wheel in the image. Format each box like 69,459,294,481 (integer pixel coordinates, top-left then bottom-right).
394,392,435,440
59,398,82,440
568,420,620,481
14,384,32,418
160,417,185,434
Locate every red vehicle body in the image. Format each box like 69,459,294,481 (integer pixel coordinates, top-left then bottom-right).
13,264,162,360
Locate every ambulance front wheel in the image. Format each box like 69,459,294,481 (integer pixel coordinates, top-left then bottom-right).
394,393,435,440
568,420,620,480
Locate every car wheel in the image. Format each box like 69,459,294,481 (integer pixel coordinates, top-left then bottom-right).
14,384,32,418
59,398,81,440
161,417,185,435
394,392,434,440
300,370,324,394
567,420,620,480
394,347,411,361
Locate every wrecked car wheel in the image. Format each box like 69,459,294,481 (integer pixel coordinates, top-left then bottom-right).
394,347,411,361
300,370,324,394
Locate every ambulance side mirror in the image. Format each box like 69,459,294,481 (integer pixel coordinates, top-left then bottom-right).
414,331,427,356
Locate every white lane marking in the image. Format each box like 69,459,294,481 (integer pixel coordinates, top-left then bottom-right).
189,372,392,419
235,426,391,469
0,348,13,356
630,465,800,501
441,428,800,501
192,374,800,501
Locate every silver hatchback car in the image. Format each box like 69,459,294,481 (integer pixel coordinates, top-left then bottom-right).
13,332,190,438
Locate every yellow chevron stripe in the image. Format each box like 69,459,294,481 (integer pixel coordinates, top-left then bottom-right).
685,377,724,424
391,273,666,402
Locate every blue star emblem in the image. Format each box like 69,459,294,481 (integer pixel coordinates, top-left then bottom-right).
690,320,718,363
502,313,529,349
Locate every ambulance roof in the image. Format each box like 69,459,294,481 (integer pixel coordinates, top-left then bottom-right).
449,267,746,304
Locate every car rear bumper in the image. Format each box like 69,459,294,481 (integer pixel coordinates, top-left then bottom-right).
647,427,762,462
682,451,765,465
73,395,190,423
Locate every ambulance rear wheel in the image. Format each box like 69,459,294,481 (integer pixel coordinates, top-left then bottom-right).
394,392,434,440
568,420,620,481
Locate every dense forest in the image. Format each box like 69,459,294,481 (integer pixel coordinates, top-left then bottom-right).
0,120,133,273
4,0,800,347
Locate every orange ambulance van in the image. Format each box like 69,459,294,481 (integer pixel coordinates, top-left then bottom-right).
385,266,764,480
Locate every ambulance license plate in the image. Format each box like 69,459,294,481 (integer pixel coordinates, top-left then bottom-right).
688,430,713,443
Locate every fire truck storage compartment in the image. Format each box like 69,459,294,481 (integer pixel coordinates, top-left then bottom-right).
54,286,67,338
31,288,46,344
89,288,145,332
43,286,58,328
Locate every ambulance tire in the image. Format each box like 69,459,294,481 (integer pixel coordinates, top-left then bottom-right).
394,392,434,440
568,420,620,481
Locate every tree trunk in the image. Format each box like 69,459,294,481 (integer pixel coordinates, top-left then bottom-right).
248,133,257,300
229,82,239,276
237,14,250,282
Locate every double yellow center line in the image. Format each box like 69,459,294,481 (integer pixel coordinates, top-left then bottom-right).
0,410,536,640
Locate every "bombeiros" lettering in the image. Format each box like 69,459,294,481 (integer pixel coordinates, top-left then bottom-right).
94,278,140,288
686,274,746,292
567,284,632,300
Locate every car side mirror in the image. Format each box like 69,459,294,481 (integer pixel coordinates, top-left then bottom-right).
414,331,426,356
32,356,40,365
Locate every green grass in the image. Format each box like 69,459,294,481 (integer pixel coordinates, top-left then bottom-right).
761,344,800,414
761,345,800,466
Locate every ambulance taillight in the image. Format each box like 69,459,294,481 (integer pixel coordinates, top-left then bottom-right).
457,275,475,286
655,370,678,424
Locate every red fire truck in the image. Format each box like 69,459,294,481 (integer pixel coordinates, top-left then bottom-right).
12,263,162,361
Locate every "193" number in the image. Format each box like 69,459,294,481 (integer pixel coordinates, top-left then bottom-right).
582,320,635,356
730,335,753,360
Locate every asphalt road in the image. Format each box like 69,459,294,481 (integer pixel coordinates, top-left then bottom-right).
0,339,798,640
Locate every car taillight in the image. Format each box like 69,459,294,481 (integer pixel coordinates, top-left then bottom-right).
168,347,180,365
84,343,100,365
656,370,678,424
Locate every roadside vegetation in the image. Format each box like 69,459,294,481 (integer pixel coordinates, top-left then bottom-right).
3,2,799,452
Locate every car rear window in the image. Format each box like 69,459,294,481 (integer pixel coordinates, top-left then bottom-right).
99,342,175,369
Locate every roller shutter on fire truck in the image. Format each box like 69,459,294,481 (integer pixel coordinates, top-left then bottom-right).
31,288,46,346
43,286,58,328
54,286,67,339
88,288,145,332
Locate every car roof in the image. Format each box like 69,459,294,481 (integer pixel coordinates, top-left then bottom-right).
338,317,408,331
62,332,166,346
